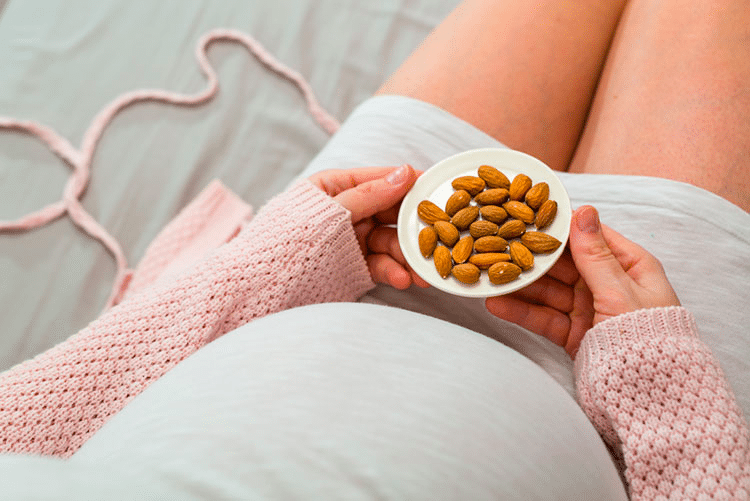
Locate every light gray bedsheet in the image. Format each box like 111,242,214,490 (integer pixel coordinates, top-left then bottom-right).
3,1,749,423
0,0,456,369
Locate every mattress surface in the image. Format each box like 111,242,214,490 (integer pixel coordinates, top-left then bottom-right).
0,0,455,369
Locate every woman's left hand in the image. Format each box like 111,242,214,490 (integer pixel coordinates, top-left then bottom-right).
309,165,429,290
484,206,680,359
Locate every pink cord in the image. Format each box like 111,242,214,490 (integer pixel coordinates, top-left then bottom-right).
0,28,340,309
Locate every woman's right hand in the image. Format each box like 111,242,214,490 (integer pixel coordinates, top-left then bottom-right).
308,165,429,290
486,205,681,358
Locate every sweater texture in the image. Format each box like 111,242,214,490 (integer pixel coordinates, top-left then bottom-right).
0,180,373,457
575,307,750,499
0,180,747,499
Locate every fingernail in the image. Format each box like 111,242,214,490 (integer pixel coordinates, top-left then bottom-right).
386,164,411,185
576,206,600,234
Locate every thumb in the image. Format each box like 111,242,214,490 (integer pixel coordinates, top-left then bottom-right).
334,164,417,222
568,206,629,297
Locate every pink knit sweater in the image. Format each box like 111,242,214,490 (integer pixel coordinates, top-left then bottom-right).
576,307,750,499
0,180,748,498
0,180,374,457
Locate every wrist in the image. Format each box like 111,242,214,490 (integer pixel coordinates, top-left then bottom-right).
575,306,698,376
255,179,374,298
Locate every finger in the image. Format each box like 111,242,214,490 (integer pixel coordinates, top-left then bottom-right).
601,225,681,307
567,277,595,359
600,224,672,287
510,275,575,313
568,206,632,298
352,218,376,256
367,226,430,288
339,166,418,187
485,296,572,347
545,249,579,286
366,227,407,265
374,204,402,225
334,165,418,223
599,224,651,273
411,271,430,288
366,253,413,290
309,167,406,196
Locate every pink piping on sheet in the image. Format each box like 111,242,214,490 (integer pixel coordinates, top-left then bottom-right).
0,28,341,309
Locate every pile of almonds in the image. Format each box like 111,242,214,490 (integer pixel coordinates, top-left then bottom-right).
417,165,562,285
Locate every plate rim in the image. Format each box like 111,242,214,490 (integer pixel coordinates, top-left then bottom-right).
397,148,572,298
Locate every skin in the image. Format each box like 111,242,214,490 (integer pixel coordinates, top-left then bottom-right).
376,0,628,172
486,205,680,358
378,0,750,210
309,166,680,358
312,0,750,355
308,165,430,291
569,0,750,211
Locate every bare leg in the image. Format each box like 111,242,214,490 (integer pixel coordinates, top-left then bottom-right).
569,0,750,211
377,0,627,172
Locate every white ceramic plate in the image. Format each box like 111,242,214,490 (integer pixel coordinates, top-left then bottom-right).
397,148,572,297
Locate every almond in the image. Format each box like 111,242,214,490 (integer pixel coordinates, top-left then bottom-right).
469,220,499,238
477,165,510,189
451,263,481,284
418,200,450,225
418,226,438,258
451,206,480,231
509,241,534,271
525,182,549,210
445,190,471,216
479,205,508,224
534,200,557,230
488,262,522,285
469,252,511,269
433,245,452,278
434,221,460,246
496,219,527,239
451,176,485,196
473,236,508,253
503,201,535,224
509,174,532,201
451,235,474,264
521,232,562,253
475,188,510,206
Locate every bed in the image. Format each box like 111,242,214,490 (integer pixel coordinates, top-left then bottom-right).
1,0,749,497
0,0,458,370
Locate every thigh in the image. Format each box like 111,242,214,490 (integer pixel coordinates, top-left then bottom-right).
376,0,627,172
570,0,750,211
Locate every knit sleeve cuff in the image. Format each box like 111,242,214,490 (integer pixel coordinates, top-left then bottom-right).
574,306,699,380
249,178,375,302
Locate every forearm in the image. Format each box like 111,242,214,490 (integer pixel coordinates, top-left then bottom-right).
575,307,750,499
0,180,374,457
